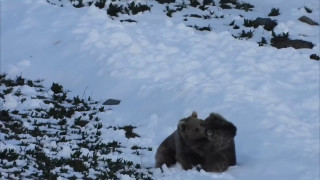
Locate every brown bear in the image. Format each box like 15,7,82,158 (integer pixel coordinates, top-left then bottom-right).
155,112,207,170
201,112,237,172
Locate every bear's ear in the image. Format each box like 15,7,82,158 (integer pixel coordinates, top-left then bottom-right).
178,121,186,131
191,111,198,118
206,129,213,137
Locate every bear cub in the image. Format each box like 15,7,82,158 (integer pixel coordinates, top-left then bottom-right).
155,112,207,170
201,112,237,172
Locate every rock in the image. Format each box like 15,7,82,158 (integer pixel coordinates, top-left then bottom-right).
255,17,278,31
298,16,319,26
103,99,121,105
272,39,314,49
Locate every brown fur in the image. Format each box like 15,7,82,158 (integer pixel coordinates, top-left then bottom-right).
155,112,207,170
201,113,237,172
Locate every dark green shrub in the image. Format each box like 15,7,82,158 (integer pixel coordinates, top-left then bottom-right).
156,0,175,4
119,125,140,138
268,8,280,16
235,2,254,11
243,19,258,28
190,0,200,7
229,20,235,26
238,30,254,39
310,54,320,61
0,149,19,161
203,0,214,6
190,25,212,31
304,6,312,13
128,2,151,15
271,31,289,46
72,0,84,8
258,37,267,46
233,25,240,29
190,14,202,18
51,83,63,94
107,3,124,17
95,0,106,9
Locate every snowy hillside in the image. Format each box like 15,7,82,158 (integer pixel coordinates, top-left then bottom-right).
1,0,319,179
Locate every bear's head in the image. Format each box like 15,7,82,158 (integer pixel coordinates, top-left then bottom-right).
178,111,206,141
204,113,237,147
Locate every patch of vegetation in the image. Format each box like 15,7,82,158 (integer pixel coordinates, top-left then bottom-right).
304,6,312,13
188,24,212,31
190,14,203,18
243,19,259,28
268,7,280,16
270,31,314,49
70,0,85,8
310,54,320,61
219,0,253,11
94,0,107,9
0,74,153,179
156,0,175,4
271,31,289,45
235,2,253,11
107,3,123,17
164,2,187,17
120,19,137,23
107,2,151,17
258,37,268,46
119,125,141,139
203,0,215,6
243,18,278,31
0,149,20,162
189,0,200,7
234,30,253,39
51,82,63,94
127,2,151,15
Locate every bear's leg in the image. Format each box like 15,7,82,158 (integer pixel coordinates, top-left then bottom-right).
155,146,176,168
203,152,229,172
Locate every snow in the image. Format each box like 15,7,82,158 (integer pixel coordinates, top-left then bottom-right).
1,0,319,179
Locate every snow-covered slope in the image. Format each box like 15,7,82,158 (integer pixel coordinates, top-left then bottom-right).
1,0,319,179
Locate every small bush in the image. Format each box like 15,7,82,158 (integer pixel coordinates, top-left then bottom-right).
304,6,312,13
190,25,212,31
127,2,151,15
220,0,237,5
0,149,19,161
235,2,254,11
271,31,289,46
219,0,253,11
203,0,214,6
229,20,235,26
258,37,267,46
190,0,200,7
156,0,175,4
107,3,124,17
243,19,258,28
190,14,202,18
237,30,254,39
95,0,106,9
268,8,280,16
310,54,320,61
72,0,84,8
119,125,140,139
51,83,63,94
165,3,186,17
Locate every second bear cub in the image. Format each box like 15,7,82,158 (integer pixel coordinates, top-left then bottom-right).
155,112,207,170
201,113,237,172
